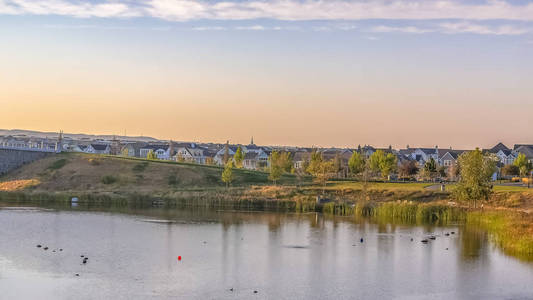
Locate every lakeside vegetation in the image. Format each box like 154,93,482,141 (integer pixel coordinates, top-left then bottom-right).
1,152,533,261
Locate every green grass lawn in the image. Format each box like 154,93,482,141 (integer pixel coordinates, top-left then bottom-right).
323,181,434,191
493,185,533,193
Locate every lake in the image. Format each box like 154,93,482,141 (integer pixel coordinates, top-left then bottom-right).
0,203,532,299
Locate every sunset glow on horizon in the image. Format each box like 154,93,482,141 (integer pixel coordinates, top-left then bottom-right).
1,0,532,148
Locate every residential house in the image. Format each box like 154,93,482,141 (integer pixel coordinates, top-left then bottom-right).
515,145,533,166
174,146,206,164
242,149,269,170
214,145,238,165
293,150,311,170
400,146,439,166
85,144,111,154
486,142,516,165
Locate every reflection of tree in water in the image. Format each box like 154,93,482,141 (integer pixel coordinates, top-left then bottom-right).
459,222,489,261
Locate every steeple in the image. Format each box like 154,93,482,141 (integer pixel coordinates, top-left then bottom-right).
250,136,254,145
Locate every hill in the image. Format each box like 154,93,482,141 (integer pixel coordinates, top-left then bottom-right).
0,129,160,142
0,153,299,195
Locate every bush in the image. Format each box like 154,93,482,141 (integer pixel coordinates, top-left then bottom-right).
167,173,178,186
48,159,67,170
88,158,101,166
133,162,148,172
101,175,118,185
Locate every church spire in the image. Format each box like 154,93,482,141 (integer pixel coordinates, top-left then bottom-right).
250,136,254,145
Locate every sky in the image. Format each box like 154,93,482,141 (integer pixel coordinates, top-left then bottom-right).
0,0,532,149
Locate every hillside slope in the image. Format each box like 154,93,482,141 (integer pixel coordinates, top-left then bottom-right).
0,153,298,194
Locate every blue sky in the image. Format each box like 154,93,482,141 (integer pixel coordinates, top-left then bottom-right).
1,0,532,148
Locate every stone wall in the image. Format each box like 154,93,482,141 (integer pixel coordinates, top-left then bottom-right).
0,149,51,175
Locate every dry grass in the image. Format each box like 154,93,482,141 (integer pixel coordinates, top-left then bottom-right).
0,179,40,191
0,153,299,194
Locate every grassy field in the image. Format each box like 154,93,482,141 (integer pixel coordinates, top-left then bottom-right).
0,152,301,194
1,153,532,211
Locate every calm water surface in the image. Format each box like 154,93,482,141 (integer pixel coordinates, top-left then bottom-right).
0,203,532,299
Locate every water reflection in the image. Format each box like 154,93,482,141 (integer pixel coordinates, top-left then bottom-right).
0,202,532,299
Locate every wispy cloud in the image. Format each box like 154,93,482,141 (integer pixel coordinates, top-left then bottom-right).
439,22,531,35
371,25,433,34
235,25,265,30
2,0,533,21
192,26,226,31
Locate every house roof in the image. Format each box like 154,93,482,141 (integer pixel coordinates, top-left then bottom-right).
244,152,259,160
499,149,513,156
516,145,533,158
514,144,533,151
487,142,510,153
91,144,109,151
141,144,168,151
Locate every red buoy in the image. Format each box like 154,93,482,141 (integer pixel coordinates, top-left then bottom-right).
178,256,182,261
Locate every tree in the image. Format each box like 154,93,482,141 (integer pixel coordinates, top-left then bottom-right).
269,151,283,184
306,150,335,192
278,152,294,173
333,152,343,178
453,148,496,207
502,164,520,177
221,161,234,187
368,150,383,175
146,149,158,160
234,146,244,168
223,141,230,164
437,166,447,178
348,151,365,177
514,153,532,177
369,150,397,179
422,157,438,180
398,160,419,179
380,153,397,179
447,163,460,181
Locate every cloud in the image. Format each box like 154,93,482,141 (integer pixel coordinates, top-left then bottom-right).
235,25,265,30
2,0,140,18
439,22,531,35
371,25,433,34
1,0,533,22
192,26,226,31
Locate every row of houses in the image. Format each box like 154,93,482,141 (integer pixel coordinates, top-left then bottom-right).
1,133,532,174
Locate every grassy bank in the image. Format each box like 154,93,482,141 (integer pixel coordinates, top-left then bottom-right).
467,211,533,261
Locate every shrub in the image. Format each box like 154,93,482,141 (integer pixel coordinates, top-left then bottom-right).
48,159,67,170
168,173,178,186
101,175,118,185
133,162,148,172
88,158,101,166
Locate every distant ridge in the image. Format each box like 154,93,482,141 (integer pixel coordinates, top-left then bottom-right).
0,129,160,143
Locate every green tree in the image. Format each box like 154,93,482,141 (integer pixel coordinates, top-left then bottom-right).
380,153,397,179
453,148,496,207
369,150,397,179
146,149,158,160
307,150,324,176
221,160,234,187
234,146,244,168
514,153,532,177
306,150,335,191
269,151,283,184
280,152,294,173
348,151,365,176
369,150,383,175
